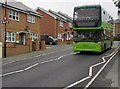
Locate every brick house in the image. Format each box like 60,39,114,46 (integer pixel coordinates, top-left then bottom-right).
114,19,120,37
49,9,73,41
58,11,73,41
0,0,42,57
36,7,58,38
36,7,73,41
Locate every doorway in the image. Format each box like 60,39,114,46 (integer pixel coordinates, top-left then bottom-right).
19,33,25,45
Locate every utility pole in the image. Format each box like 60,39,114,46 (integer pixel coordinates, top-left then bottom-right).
4,0,7,58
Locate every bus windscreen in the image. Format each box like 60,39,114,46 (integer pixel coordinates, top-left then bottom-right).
73,29,103,42
73,7,100,27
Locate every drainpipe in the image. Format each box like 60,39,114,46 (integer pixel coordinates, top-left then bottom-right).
55,19,57,38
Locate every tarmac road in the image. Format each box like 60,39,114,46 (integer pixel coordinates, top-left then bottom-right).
2,42,119,88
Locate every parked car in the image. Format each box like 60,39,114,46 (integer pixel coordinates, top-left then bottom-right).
41,34,58,45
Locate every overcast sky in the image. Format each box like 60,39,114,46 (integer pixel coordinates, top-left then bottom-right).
15,0,118,20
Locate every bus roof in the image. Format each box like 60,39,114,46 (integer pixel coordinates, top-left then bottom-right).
75,4,101,9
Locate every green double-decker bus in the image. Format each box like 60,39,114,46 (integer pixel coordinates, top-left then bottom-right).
73,5,114,52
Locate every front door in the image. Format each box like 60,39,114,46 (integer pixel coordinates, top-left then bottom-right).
19,33,25,45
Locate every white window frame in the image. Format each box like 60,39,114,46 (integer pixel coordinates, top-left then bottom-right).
9,10,19,21
69,23,73,27
59,21,64,27
31,33,38,41
27,15,35,23
58,33,62,39
6,32,16,42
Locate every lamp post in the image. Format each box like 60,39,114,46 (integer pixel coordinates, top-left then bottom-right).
4,0,7,58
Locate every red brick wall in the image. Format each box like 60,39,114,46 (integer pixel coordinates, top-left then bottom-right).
2,7,41,57
36,9,72,39
2,44,30,57
114,23,120,36
57,21,71,33
36,9,56,37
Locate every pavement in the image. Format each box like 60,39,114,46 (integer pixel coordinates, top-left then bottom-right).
105,41,119,88
106,59,119,87
1,44,72,65
1,42,119,88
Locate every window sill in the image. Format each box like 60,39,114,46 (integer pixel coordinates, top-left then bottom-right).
9,18,19,22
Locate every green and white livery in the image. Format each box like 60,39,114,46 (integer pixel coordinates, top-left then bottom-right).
73,5,113,52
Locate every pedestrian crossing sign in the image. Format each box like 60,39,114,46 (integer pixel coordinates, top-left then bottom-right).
2,17,9,24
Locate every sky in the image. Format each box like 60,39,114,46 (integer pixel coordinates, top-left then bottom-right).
15,0,118,20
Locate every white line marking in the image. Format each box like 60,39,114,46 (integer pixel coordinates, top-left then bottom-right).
64,47,119,89
34,55,41,58
3,61,15,65
63,76,91,89
1,52,74,77
2,47,71,65
1,63,39,77
84,50,119,89
1,70,24,77
88,55,108,77
41,60,54,64
24,63,39,70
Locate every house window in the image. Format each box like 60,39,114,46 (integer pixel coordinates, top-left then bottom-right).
69,23,73,27
9,10,19,21
59,21,64,27
31,33,38,41
27,15,35,23
6,32,16,42
58,33,62,39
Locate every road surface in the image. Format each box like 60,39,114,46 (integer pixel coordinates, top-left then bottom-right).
2,41,119,88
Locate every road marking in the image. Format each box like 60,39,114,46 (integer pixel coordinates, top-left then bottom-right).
64,47,120,89
2,47,71,65
1,53,74,77
2,61,15,65
24,63,39,71
63,76,91,89
34,55,42,58
2,58,27,65
41,60,55,64
88,55,106,77
1,70,24,77
84,49,119,89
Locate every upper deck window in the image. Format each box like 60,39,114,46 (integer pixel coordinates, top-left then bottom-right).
73,7,101,27
74,7,100,21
